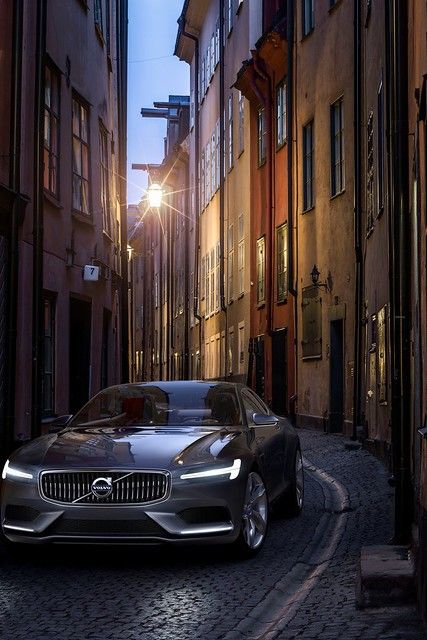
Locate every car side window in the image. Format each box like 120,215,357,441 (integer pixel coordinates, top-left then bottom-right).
240,391,262,425
245,389,270,415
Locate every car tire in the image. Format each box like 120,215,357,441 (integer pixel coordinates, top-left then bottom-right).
274,447,304,518
233,470,268,559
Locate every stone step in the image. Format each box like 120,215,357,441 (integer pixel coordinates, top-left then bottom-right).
356,545,416,609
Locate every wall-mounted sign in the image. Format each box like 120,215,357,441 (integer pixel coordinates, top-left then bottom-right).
83,265,100,281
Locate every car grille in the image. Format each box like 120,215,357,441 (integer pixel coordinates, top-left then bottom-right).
49,517,168,537
40,471,169,505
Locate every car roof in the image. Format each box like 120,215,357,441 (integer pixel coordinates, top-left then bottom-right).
100,380,243,393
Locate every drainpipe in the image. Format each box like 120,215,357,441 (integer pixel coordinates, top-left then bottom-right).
183,151,190,379
179,18,202,365
287,0,298,419
117,0,129,383
352,0,363,440
31,0,47,440
386,0,412,543
5,0,25,453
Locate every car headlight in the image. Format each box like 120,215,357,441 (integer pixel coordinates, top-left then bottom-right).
1,459,34,481
180,459,241,481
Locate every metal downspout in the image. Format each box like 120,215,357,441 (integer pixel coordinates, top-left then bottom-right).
31,0,47,440
219,0,226,314
5,0,24,453
352,0,363,440
180,18,202,373
118,0,129,383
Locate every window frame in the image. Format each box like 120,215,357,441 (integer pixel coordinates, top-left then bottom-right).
276,79,287,149
302,0,314,38
302,119,314,211
276,222,288,302
44,64,61,199
256,235,266,305
330,96,345,197
257,107,267,167
99,121,111,236
72,93,91,217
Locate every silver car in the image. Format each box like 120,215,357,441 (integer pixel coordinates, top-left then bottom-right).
1,381,303,556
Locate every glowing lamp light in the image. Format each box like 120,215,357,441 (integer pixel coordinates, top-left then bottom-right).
147,183,163,208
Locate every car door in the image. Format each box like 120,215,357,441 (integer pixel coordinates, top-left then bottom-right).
240,388,284,498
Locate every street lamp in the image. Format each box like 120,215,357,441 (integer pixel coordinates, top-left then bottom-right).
147,183,163,208
310,264,331,291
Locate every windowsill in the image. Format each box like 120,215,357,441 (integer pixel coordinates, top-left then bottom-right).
376,205,384,220
72,210,94,226
330,188,346,201
236,1,243,15
276,297,288,306
95,24,105,47
43,190,62,210
228,164,234,174
328,0,343,15
227,27,233,39
107,54,113,73
302,205,315,214
276,140,287,152
301,28,314,43
258,159,267,169
257,301,265,309
238,148,244,159
238,292,244,299
366,226,374,239
302,355,322,361
102,230,114,243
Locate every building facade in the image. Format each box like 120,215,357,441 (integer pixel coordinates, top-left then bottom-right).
294,0,355,435
175,0,254,387
0,0,128,453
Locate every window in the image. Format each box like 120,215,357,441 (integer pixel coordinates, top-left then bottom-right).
302,286,322,359
94,0,103,35
238,214,244,294
276,80,287,147
72,96,90,215
238,91,244,155
210,34,215,79
99,123,111,235
211,132,216,195
366,111,374,232
303,120,314,210
331,97,345,196
302,0,314,37
215,242,220,311
258,107,266,166
200,256,206,301
228,224,234,302
227,0,233,34
377,80,384,214
44,65,60,197
205,253,210,316
256,236,266,304
215,18,220,65
42,296,55,416
228,327,234,375
201,57,206,97
154,272,159,308
206,140,211,202
277,222,288,301
228,94,234,170
200,149,205,210
211,248,216,314
238,322,245,374
377,305,387,404
215,119,220,190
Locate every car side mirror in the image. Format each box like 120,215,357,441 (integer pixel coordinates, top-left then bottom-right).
252,413,278,426
48,415,73,433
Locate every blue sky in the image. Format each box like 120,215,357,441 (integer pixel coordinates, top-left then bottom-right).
127,0,190,205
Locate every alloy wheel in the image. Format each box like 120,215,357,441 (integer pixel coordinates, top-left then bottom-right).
241,471,268,550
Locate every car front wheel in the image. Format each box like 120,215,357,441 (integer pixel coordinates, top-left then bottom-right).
234,471,268,558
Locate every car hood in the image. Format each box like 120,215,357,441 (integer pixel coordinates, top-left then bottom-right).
10,426,244,471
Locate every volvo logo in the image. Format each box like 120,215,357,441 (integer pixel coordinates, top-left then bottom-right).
91,477,113,499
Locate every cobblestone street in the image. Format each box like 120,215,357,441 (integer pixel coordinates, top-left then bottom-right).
0,429,425,640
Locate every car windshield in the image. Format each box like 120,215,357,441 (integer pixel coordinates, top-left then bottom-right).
69,383,243,428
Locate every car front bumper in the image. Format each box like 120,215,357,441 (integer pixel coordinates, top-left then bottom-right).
1,472,247,545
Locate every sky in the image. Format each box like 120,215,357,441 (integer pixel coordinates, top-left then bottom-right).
127,0,190,205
